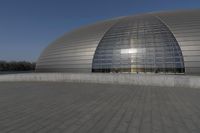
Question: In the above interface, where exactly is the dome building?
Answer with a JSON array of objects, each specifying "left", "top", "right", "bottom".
[{"left": 36, "top": 10, "right": 200, "bottom": 75}]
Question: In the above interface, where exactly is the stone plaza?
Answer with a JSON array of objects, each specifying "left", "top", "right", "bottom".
[{"left": 0, "top": 82, "right": 199, "bottom": 133}]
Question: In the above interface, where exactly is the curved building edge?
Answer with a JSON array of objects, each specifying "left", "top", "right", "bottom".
[{"left": 36, "top": 9, "right": 200, "bottom": 75}]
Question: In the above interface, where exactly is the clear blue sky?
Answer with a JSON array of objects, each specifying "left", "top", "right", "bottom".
[{"left": 0, "top": 0, "right": 200, "bottom": 62}]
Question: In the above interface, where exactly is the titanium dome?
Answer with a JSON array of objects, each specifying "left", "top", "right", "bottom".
[{"left": 36, "top": 10, "right": 200, "bottom": 75}]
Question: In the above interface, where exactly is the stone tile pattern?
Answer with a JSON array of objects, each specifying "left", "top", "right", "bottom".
[{"left": 0, "top": 82, "right": 199, "bottom": 133}]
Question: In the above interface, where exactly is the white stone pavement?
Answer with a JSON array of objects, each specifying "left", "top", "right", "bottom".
[{"left": 0, "top": 73, "right": 200, "bottom": 88}]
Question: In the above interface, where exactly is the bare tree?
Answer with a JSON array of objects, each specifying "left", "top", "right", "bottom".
[{"left": 0, "top": 61, "right": 35, "bottom": 71}]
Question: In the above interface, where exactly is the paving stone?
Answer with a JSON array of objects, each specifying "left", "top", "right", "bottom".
[{"left": 0, "top": 82, "right": 199, "bottom": 133}]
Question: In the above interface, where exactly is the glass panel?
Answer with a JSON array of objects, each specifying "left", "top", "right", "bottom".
[{"left": 92, "top": 15, "right": 185, "bottom": 74}]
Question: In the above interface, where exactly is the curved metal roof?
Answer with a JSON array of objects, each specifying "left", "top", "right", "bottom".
[{"left": 36, "top": 10, "right": 200, "bottom": 74}]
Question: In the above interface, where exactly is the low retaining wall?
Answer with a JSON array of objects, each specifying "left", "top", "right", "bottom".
[{"left": 0, "top": 73, "right": 200, "bottom": 88}]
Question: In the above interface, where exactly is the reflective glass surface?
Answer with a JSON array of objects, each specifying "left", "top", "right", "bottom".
[{"left": 92, "top": 15, "right": 185, "bottom": 73}]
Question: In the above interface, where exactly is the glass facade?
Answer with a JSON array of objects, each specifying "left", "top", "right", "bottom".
[
  {"left": 37, "top": 10, "right": 200, "bottom": 74},
  {"left": 92, "top": 15, "right": 185, "bottom": 74}
]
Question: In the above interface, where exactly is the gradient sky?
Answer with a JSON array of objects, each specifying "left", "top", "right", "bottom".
[{"left": 0, "top": 0, "right": 200, "bottom": 62}]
